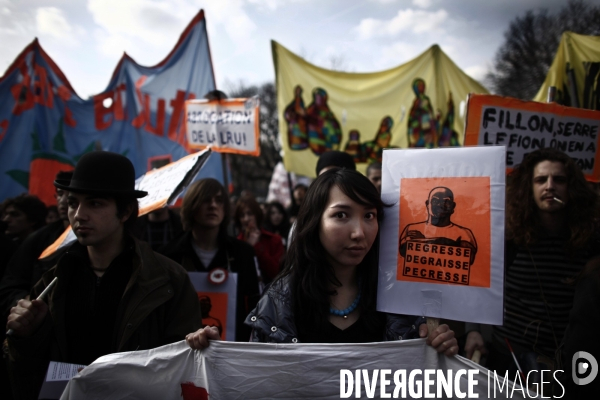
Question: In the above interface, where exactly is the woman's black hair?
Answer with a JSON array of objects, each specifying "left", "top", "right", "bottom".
[
  {"left": 263, "top": 201, "right": 290, "bottom": 238},
  {"left": 276, "top": 168, "right": 386, "bottom": 336}
]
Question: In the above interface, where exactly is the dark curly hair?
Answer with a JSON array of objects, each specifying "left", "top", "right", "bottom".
[
  {"left": 3, "top": 193, "right": 47, "bottom": 231},
  {"left": 506, "top": 148, "right": 599, "bottom": 250},
  {"left": 276, "top": 168, "right": 387, "bottom": 336}
]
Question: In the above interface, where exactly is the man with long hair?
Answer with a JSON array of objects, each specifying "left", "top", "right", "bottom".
[
  {"left": 159, "top": 178, "right": 260, "bottom": 342},
  {"left": 465, "top": 148, "right": 600, "bottom": 385}
]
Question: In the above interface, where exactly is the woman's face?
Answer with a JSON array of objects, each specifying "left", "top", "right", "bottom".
[
  {"left": 239, "top": 207, "right": 257, "bottom": 229},
  {"left": 319, "top": 185, "right": 378, "bottom": 271},
  {"left": 269, "top": 206, "right": 284, "bottom": 226}
]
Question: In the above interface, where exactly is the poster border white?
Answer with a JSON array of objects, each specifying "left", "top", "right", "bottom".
[{"left": 378, "top": 146, "right": 505, "bottom": 325}]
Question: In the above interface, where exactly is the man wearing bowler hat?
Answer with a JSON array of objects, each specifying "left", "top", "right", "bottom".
[{"left": 6, "top": 151, "right": 202, "bottom": 399}]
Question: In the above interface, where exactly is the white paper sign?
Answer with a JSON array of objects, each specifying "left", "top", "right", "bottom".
[
  {"left": 45, "top": 362, "right": 86, "bottom": 382},
  {"left": 39, "top": 362, "right": 86, "bottom": 399},
  {"left": 185, "top": 98, "right": 260, "bottom": 155},
  {"left": 378, "top": 147, "right": 505, "bottom": 324},
  {"left": 135, "top": 148, "right": 212, "bottom": 214}
]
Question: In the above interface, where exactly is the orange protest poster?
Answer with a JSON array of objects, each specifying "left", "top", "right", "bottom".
[
  {"left": 188, "top": 272, "right": 238, "bottom": 341},
  {"left": 378, "top": 146, "right": 505, "bottom": 325},
  {"left": 397, "top": 177, "right": 490, "bottom": 288},
  {"left": 198, "top": 292, "right": 228, "bottom": 340},
  {"left": 464, "top": 94, "right": 600, "bottom": 182}
]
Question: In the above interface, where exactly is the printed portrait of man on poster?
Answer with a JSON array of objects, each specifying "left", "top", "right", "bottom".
[{"left": 397, "top": 178, "right": 490, "bottom": 287}]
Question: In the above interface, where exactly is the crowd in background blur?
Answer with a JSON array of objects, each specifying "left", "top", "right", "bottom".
[{"left": 1, "top": 148, "right": 600, "bottom": 399}]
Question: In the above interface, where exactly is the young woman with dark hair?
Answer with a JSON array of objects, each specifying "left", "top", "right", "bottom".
[
  {"left": 187, "top": 168, "right": 457, "bottom": 353},
  {"left": 234, "top": 196, "right": 285, "bottom": 284},
  {"left": 262, "top": 201, "right": 290, "bottom": 247}
]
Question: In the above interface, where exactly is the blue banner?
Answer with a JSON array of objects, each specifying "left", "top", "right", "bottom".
[{"left": 0, "top": 10, "right": 223, "bottom": 205}]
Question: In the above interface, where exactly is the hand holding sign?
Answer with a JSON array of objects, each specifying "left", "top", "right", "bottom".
[{"left": 418, "top": 323, "right": 458, "bottom": 357}]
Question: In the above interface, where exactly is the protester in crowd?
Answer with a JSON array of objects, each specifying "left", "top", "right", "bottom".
[
  {"left": 159, "top": 178, "right": 260, "bottom": 341},
  {"left": 187, "top": 168, "right": 458, "bottom": 352},
  {"left": 0, "top": 199, "right": 17, "bottom": 281},
  {"left": 366, "top": 162, "right": 382, "bottom": 193},
  {"left": 2, "top": 194, "right": 47, "bottom": 243},
  {"left": 288, "top": 150, "right": 357, "bottom": 247},
  {"left": 315, "top": 150, "right": 356, "bottom": 176},
  {"left": 286, "top": 183, "right": 307, "bottom": 222},
  {"left": 234, "top": 195, "right": 284, "bottom": 284},
  {"left": 263, "top": 201, "right": 290, "bottom": 247},
  {"left": 465, "top": 148, "right": 600, "bottom": 382},
  {"left": 257, "top": 197, "right": 269, "bottom": 217},
  {"left": 0, "top": 171, "right": 73, "bottom": 322},
  {"left": 134, "top": 207, "right": 183, "bottom": 251},
  {"left": 1, "top": 173, "right": 72, "bottom": 400},
  {"left": 44, "top": 206, "right": 59, "bottom": 225},
  {"left": 5, "top": 152, "right": 201, "bottom": 399}
]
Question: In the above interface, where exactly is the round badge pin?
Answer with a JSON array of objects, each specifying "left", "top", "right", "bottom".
[{"left": 208, "top": 268, "right": 228, "bottom": 285}]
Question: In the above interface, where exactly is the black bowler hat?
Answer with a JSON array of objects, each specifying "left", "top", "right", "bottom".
[{"left": 54, "top": 151, "right": 148, "bottom": 198}]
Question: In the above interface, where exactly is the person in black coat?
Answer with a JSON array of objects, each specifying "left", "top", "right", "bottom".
[{"left": 159, "top": 178, "right": 260, "bottom": 342}]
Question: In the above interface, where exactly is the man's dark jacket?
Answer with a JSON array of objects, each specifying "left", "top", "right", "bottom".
[{"left": 7, "top": 238, "right": 202, "bottom": 400}]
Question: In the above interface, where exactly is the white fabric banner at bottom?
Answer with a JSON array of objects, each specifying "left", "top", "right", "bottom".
[{"left": 61, "top": 340, "right": 529, "bottom": 399}]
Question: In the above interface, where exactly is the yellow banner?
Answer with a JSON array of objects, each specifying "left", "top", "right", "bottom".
[
  {"left": 534, "top": 32, "right": 600, "bottom": 109},
  {"left": 273, "top": 40, "right": 489, "bottom": 177}
]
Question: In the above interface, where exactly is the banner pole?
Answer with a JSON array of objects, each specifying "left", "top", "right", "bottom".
[
  {"left": 546, "top": 86, "right": 556, "bottom": 103},
  {"left": 221, "top": 153, "right": 229, "bottom": 192}
]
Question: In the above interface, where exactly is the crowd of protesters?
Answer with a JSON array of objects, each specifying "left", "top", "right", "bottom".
[{"left": 1, "top": 146, "right": 599, "bottom": 399}]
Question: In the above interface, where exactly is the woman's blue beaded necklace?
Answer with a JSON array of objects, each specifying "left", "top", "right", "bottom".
[{"left": 329, "top": 286, "right": 361, "bottom": 319}]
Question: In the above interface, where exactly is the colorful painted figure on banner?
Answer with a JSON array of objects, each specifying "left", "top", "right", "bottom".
[
  {"left": 361, "top": 116, "right": 393, "bottom": 164},
  {"left": 437, "top": 92, "right": 460, "bottom": 147},
  {"left": 306, "top": 88, "right": 342, "bottom": 155},
  {"left": 407, "top": 78, "right": 438, "bottom": 148},
  {"left": 284, "top": 85, "right": 308, "bottom": 150},
  {"left": 343, "top": 130, "right": 363, "bottom": 163}
]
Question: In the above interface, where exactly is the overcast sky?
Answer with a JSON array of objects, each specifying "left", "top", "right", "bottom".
[{"left": 2, "top": 0, "right": 598, "bottom": 99}]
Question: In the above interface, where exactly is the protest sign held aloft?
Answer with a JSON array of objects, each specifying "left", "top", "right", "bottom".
[
  {"left": 378, "top": 147, "right": 505, "bottom": 325},
  {"left": 464, "top": 94, "right": 600, "bottom": 181},
  {"left": 398, "top": 180, "right": 487, "bottom": 287},
  {"left": 185, "top": 98, "right": 260, "bottom": 156}
]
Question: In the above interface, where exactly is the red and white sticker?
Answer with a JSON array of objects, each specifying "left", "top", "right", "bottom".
[{"left": 208, "top": 268, "right": 228, "bottom": 285}]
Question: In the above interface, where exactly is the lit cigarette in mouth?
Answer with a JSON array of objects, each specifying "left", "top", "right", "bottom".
[{"left": 553, "top": 197, "right": 564, "bottom": 204}]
